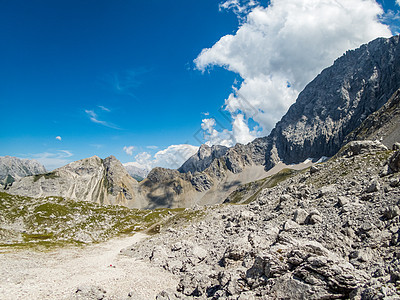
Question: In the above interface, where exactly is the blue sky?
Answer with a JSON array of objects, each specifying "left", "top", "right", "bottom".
[{"left": 1, "top": 0, "right": 400, "bottom": 170}]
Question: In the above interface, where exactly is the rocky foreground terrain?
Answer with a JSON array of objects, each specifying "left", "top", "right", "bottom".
[{"left": 118, "top": 141, "right": 400, "bottom": 299}]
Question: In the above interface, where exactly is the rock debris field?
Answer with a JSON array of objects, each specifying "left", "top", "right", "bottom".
[{"left": 1, "top": 140, "right": 400, "bottom": 299}]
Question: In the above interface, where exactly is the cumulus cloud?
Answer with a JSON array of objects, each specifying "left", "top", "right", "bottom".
[
  {"left": 123, "top": 146, "right": 135, "bottom": 156},
  {"left": 125, "top": 144, "right": 199, "bottom": 171},
  {"left": 30, "top": 150, "right": 73, "bottom": 171},
  {"left": 55, "top": 136, "right": 62, "bottom": 141},
  {"left": 195, "top": 0, "right": 392, "bottom": 145}
]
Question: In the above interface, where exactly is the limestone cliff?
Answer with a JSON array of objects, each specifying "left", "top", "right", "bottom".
[
  {"left": 0, "top": 156, "right": 46, "bottom": 187},
  {"left": 7, "top": 155, "right": 143, "bottom": 208}
]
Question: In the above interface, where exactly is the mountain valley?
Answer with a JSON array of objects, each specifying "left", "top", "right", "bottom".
[{"left": 1, "top": 35, "right": 400, "bottom": 299}]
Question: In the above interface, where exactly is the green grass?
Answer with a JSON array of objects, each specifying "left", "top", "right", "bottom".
[
  {"left": 0, "top": 191, "right": 207, "bottom": 249},
  {"left": 225, "top": 168, "right": 300, "bottom": 205},
  {"left": 33, "top": 172, "right": 59, "bottom": 182}
]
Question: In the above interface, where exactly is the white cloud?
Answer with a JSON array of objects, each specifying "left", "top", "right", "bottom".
[
  {"left": 125, "top": 144, "right": 199, "bottom": 171},
  {"left": 201, "top": 118, "right": 234, "bottom": 147},
  {"left": 29, "top": 150, "right": 73, "bottom": 171},
  {"left": 85, "top": 109, "right": 120, "bottom": 129},
  {"left": 55, "top": 136, "right": 62, "bottom": 141},
  {"left": 397, "top": 0, "right": 400, "bottom": 6},
  {"left": 123, "top": 145, "right": 135, "bottom": 156},
  {"left": 219, "top": 0, "right": 257, "bottom": 17},
  {"left": 98, "top": 105, "right": 110, "bottom": 112},
  {"left": 146, "top": 145, "right": 158, "bottom": 150},
  {"left": 195, "top": 0, "right": 391, "bottom": 145}
]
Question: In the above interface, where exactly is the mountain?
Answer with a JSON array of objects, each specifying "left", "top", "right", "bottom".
[
  {"left": 344, "top": 88, "right": 400, "bottom": 147},
  {"left": 0, "top": 156, "right": 46, "bottom": 187},
  {"left": 178, "top": 144, "right": 229, "bottom": 173},
  {"left": 7, "top": 155, "right": 145, "bottom": 208},
  {"left": 123, "top": 162, "right": 151, "bottom": 181},
  {"left": 179, "top": 35, "right": 400, "bottom": 176},
  {"left": 5, "top": 35, "right": 400, "bottom": 209},
  {"left": 265, "top": 35, "right": 400, "bottom": 168},
  {"left": 127, "top": 140, "right": 400, "bottom": 299},
  {"left": 135, "top": 34, "right": 399, "bottom": 207}
]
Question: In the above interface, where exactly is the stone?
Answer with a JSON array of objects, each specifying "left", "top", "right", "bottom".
[
  {"left": 310, "top": 165, "right": 320, "bottom": 175},
  {"left": 283, "top": 220, "right": 300, "bottom": 231},
  {"left": 339, "top": 140, "right": 388, "bottom": 158},
  {"left": 388, "top": 151, "right": 400, "bottom": 173},
  {"left": 192, "top": 246, "right": 208, "bottom": 262},
  {"left": 74, "top": 285, "right": 107, "bottom": 300},
  {"left": 338, "top": 196, "right": 350, "bottom": 207},
  {"left": 293, "top": 208, "right": 308, "bottom": 225},
  {"left": 318, "top": 185, "right": 336, "bottom": 197},
  {"left": 364, "top": 179, "right": 380, "bottom": 193},
  {"left": 383, "top": 206, "right": 400, "bottom": 220}
]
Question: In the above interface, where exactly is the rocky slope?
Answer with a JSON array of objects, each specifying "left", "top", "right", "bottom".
[
  {"left": 0, "top": 156, "right": 46, "bottom": 187},
  {"left": 5, "top": 36, "right": 400, "bottom": 210},
  {"left": 344, "top": 88, "right": 400, "bottom": 148},
  {"left": 7, "top": 155, "right": 145, "bottom": 208},
  {"left": 125, "top": 140, "right": 400, "bottom": 299},
  {"left": 266, "top": 35, "right": 400, "bottom": 168},
  {"left": 138, "top": 35, "right": 400, "bottom": 208},
  {"left": 178, "top": 145, "right": 229, "bottom": 174},
  {"left": 178, "top": 34, "right": 400, "bottom": 177}
]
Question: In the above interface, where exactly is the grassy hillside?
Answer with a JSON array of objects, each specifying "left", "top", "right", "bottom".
[{"left": 0, "top": 192, "right": 203, "bottom": 249}]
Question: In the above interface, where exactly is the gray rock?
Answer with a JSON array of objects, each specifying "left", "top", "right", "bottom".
[
  {"left": 383, "top": 206, "right": 400, "bottom": 220},
  {"left": 365, "top": 179, "right": 380, "bottom": 193},
  {"left": 338, "top": 196, "right": 350, "bottom": 207},
  {"left": 388, "top": 151, "right": 400, "bottom": 173},
  {"left": 293, "top": 208, "right": 308, "bottom": 225},
  {"left": 192, "top": 246, "right": 208, "bottom": 262},
  {"left": 310, "top": 165, "right": 320, "bottom": 174},
  {"left": 74, "top": 285, "right": 107, "bottom": 299},
  {"left": 283, "top": 220, "right": 300, "bottom": 231},
  {"left": 178, "top": 144, "right": 228, "bottom": 174},
  {"left": 339, "top": 140, "right": 388, "bottom": 158}
]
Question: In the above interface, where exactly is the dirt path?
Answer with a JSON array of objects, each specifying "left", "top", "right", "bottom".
[{"left": 0, "top": 233, "right": 178, "bottom": 299}]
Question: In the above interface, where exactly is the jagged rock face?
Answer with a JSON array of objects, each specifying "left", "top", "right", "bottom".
[
  {"left": 8, "top": 156, "right": 141, "bottom": 208},
  {"left": 267, "top": 35, "right": 400, "bottom": 167},
  {"left": 0, "top": 156, "right": 46, "bottom": 186},
  {"left": 128, "top": 142, "right": 400, "bottom": 299},
  {"left": 344, "top": 88, "right": 400, "bottom": 147},
  {"left": 176, "top": 35, "right": 400, "bottom": 177},
  {"left": 178, "top": 144, "right": 228, "bottom": 174}
]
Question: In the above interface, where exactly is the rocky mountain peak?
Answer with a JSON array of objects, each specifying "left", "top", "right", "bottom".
[
  {"left": 266, "top": 35, "right": 400, "bottom": 168},
  {"left": 0, "top": 156, "right": 46, "bottom": 187},
  {"left": 178, "top": 144, "right": 228, "bottom": 174},
  {"left": 7, "top": 155, "right": 141, "bottom": 208}
]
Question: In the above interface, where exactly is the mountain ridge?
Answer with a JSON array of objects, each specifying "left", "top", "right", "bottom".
[
  {"left": 0, "top": 156, "right": 46, "bottom": 187},
  {"left": 5, "top": 35, "right": 400, "bottom": 209}
]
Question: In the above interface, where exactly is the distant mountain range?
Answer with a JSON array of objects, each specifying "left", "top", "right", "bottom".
[
  {"left": 4, "top": 35, "right": 400, "bottom": 208},
  {"left": 0, "top": 156, "right": 46, "bottom": 187},
  {"left": 123, "top": 162, "right": 151, "bottom": 181}
]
